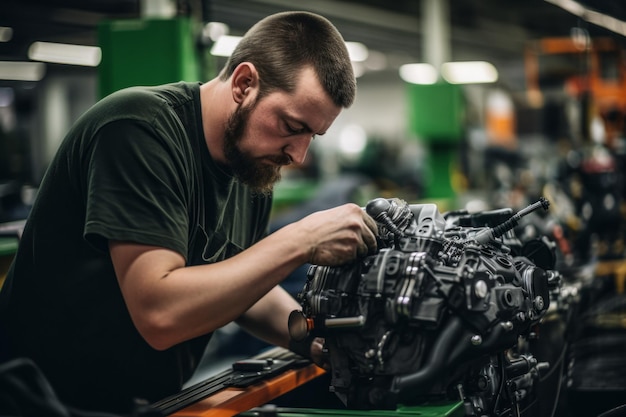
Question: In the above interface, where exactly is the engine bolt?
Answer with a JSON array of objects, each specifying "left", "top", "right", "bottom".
[
  {"left": 477, "top": 375, "right": 489, "bottom": 390},
  {"left": 533, "top": 296, "right": 545, "bottom": 310},
  {"left": 500, "top": 321, "right": 514, "bottom": 331},
  {"left": 474, "top": 280, "right": 488, "bottom": 298},
  {"left": 471, "top": 335, "right": 482, "bottom": 345}
]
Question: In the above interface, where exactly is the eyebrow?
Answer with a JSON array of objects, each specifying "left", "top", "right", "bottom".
[
  {"left": 286, "top": 115, "right": 327, "bottom": 136},
  {"left": 289, "top": 117, "right": 326, "bottom": 136}
]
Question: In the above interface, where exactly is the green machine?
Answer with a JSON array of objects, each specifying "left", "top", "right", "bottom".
[
  {"left": 406, "top": 82, "right": 464, "bottom": 203},
  {"left": 98, "top": 16, "right": 200, "bottom": 98},
  {"left": 240, "top": 403, "right": 465, "bottom": 417}
]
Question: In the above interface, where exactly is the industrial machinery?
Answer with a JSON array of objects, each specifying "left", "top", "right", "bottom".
[
  {"left": 288, "top": 197, "right": 567, "bottom": 416},
  {"left": 525, "top": 35, "right": 626, "bottom": 121}
]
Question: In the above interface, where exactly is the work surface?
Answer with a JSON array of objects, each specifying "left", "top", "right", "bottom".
[{"left": 152, "top": 347, "right": 327, "bottom": 417}]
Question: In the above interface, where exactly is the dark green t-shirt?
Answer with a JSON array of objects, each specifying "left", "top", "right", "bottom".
[{"left": 0, "top": 82, "right": 272, "bottom": 412}]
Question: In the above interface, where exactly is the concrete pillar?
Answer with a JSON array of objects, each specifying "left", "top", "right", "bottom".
[{"left": 422, "top": 0, "right": 451, "bottom": 76}]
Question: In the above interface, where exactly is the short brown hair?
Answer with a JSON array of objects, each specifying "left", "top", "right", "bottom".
[{"left": 219, "top": 11, "right": 356, "bottom": 108}]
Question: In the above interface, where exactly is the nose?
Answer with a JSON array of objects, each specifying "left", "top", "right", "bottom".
[{"left": 284, "top": 135, "right": 313, "bottom": 165}]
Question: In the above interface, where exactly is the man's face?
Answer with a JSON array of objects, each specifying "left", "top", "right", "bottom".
[
  {"left": 223, "top": 98, "right": 286, "bottom": 194},
  {"left": 223, "top": 66, "right": 342, "bottom": 194}
]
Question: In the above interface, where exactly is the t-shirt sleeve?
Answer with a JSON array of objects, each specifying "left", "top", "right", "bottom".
[{"left": 83, "top": 119, "right": 190, "bottom": 257}]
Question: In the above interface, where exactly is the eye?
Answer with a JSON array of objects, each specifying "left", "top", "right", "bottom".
[
  {"left": 285, "top": 123, "right": 299, "bottom": 134},
  {"left": 285, "top": 122, "right": 305, "bottom": 135}
]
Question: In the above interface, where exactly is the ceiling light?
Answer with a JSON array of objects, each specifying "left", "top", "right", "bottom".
[
  {"left": 0, "top": 27, "right": 13, "bottom": 43},
  {"left": 338, "top": 123, "right": 367, "bottom": 162},
  {"left": 399, "top": 63, "right": 438, "bottom": 85},
  {"left": 352, "top": 62, "right": 365, "bottom": 78},
  {"left": 546, "top": 0, "right": 626, "bottom": 37},
  {"left": 441, "top": 61, "right": 498, "bottom": 84},
  {"left": 210, "top": 36, "right": 371, "bottom": 65},
  {"left": 364, "top": 50, "right": 387, "bottom": 72},
  {"left": 0, "top": 61, "right": 46, "bottom": 81},
  {"left": 345, "top": 42, "right": 369, "bottom": 62},
  {"left": 28, "top": 41, "right": 102, "bottom": 67},
  {"left": 210, "top": 35, "right": 242, "bottom": 57},
  {"left": 203, "top": 22, "right": 229, "bottom": 42}
]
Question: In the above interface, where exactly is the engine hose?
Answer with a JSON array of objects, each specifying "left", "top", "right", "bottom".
[{"left": 390, "top": 316, "right": 470, "bottom": 401}]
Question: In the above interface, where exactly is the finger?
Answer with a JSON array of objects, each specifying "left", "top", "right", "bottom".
[
  {"left": 357, "top": 243, "right": 368, "bottom": 258},
  {"left": 362, "top": 211, "right": 378, "bottom": 235},
  {"left": 361, "top": 213, "right": 378, "bottom": 254}
]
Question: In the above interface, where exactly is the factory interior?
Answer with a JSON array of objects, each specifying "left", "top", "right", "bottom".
[{"left": 2, "top": 0, "right": 626, "bottom": 416}]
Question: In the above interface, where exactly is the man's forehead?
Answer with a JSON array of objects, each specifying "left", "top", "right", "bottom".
[{"left": 285, "top": 88, "right": 341, "bottom": 129}]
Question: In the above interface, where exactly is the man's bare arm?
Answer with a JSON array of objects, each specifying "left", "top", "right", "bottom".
[{"left": 109, "top": 203, "right": 377, "bottom": 350}]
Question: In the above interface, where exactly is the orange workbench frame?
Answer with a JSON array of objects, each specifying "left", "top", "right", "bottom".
[{"left": 170, "top": 363, "right": 326, "bottom": 417}]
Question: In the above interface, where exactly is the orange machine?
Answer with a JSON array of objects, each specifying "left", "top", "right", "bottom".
[
  {"left": 525, "top": 36, "right": 626, "bottom": 114},
  {"left": 526, "top": 35, "right": 626, "bottom": 148}
]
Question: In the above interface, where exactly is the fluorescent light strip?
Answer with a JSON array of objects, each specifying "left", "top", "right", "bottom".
[
  {"left": 0, "top": 61, "right": 46, "bottom": 81},
  {"left": 210, "top": 35, "right": 242, "bottom": 57},
  {"left": 399, "top": 63, "right": 438, "bottom": 85},
  {"left": 400, "top": 61, "right": 498, "bottom": 85},
  {"left": 545, "top": 0, "right": 626, "bottom": 37},
  {"left": 441, "top": 61, "right": 498, "bottom": 84},
  {"left": 28, "top": 41, "right": 102, "bottom": 67},
  {"left": 345, "top": 42, "right": 369, "bottom": 62},
  {"left": 210, "top": 35, "right": 370, "bottom": 63}
]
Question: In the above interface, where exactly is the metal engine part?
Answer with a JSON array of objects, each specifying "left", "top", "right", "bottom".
[{"left": 290, "top": 197, "right": 559, "bottom": 415}]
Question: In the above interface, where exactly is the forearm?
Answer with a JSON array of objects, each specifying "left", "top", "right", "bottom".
[
  {"left": 113, "top": 225, "right": 310, "bottom": 350},
  {"left": 236, "top": 285, "right": 301, "bottom": 349},
  {"left": 111, "top": 203, "right": 377, "bottom": 351}
]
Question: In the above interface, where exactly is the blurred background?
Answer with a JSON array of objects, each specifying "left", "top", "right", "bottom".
[
  {"left": 1, "top": 0, "right": 626, "bottom": 220},
  {"left": 3, "top": 0, "right": 626, "bottom": 272},
  {"left": 2, "top": 1, "right": 626, "bottom": 415}
]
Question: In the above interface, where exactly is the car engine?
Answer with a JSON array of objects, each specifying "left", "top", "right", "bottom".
[{"left": 289, "top": 197, "right": 562, "bottom": 416}]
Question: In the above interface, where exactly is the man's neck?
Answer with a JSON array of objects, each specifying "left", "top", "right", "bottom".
[{"left": 199, "top": 79, "right": 231, "bottom": 164}]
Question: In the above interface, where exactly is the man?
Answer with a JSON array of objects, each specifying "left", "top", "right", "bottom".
[{"left": 0, "top": 11, "right": 378, "bottom": 414}]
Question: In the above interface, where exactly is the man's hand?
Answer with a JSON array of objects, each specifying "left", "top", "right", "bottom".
[
  {"left": 295, "top": 203, "right": 378, "bottom": 266},
  {"left": 310, "top": 337, "right": 330, "bottom": 370}
]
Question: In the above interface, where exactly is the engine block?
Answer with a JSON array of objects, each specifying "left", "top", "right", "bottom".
[{"left": 289, "top": 198, "right": 559, "bottom": 414}]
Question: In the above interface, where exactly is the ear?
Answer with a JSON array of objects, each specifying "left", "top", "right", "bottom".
[{"left": 231, "top": 62, "right": 259, "bottom": 104}]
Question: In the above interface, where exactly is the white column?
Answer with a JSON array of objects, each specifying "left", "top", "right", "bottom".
[{"left": 422, "top": 0, "right": 451, "bottom": 77}]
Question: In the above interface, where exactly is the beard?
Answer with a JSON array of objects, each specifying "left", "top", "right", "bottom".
[{"left": 223, "top": 100, "right": 290, "bottom": 194}]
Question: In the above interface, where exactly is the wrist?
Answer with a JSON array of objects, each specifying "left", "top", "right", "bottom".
[{"left": 288, "top": 333, "right": 316, "bottom": 358}]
